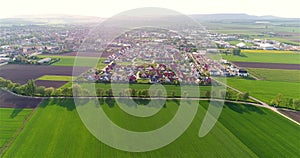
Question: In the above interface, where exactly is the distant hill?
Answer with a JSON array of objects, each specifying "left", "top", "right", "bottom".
[
  {"left": 0, "top": 14, "right": 104, "bottom": 25},
  {"left": 0, "top": 13, "right": 298, "bottom": 25},
  {"left": 190, "top": 13, "right": 300, "bottom": 22}
]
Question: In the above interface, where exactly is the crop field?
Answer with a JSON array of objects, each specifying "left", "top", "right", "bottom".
[
  {"left": 42, "top": 52, "right": 111, "bottom": 57},
  {"left": 222, "top": 52, "right": 300, "bottom": 64},
  {"left": 226, "top": 78, "right": 300, "bottom": 109},
  {"left": 37, "top": 75, "right": 74, "bottom": 81},
  {"left": 233, "top": 62, "right": 300, "bottom": 70},
  {"left": 38, "top": 55, "right": 100, "bottom": 67},
  {"left": 3, "top": 98, "right": 300, "bottom": 157},
  {"left": 247, "top": 68, "right": 300, "bottom": 82},
  {"left": 0, "top": 90, "right": 42, "bottom": 108},
  {"left": 0, "top": 108, "right": 32, "bottom": 153},
  {"left": 0, "top": 64, "right": 88, "bottom": 85},
  {"left": 38, "top": 55, "right": 106, "bottom": 68}
]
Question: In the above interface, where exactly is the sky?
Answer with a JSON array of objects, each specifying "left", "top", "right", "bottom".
[{"left": 1, "top": 0, "right": 299, "bottom": 18}]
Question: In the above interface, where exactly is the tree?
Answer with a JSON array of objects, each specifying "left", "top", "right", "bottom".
[
  {"left": 242, "top": 92, "right": 249, "bottom": 101},
  {"left": 205, "top": 91, "right": 211, "bottom": 98},
  {"left": 45, "top": 87, "right": 54, "bottom": 97},
  {"left": 73, "top": 84, "right": 82, "bottom": 97},
  {"left": 24, "top": 80, "right": 36, "bottom": 96},
  {"left": 232, "top": 48, "right": 241, "bottom": 56},
  {"left": 36, "top": 86, "right": 45, "bottom": 96},
  {"left": 96, "top": 88, "right": 104, "bottom": 97},
  {"left": 220, "top": 90, "right": 226, "bottom": 98},
  {"left": 156, "top": 89, "right": 162, "bottom": 97},
  {"left": 171, "top": 91, "right": 176, "bottom": 98},
  {"left": 131, "top": 89, "right": 137, "bottom": 97},
  {"left": 293, "top": 99, "right": 300, "bottom": 110},
  {"left": 273, "top": 93, "right": 283, "bottom": 106},
  {"left": 106, "top": 88, "right": 113, "bottom": 97}
]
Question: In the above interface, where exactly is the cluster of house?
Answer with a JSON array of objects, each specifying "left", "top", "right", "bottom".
[
  {"left": 0, "top": 25, "right": 90, "bottom": 57},
  {"left": 84, "top": 29, "right": 213, "bottom": 85}
]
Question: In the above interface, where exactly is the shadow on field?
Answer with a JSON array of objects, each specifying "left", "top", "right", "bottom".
[
  {"left": 10, "top": 108, "right": 23, "bottom": 118},
  {"left": 226, "top": 103, "right": 266, "bottom": 115},
  {"left": 105, "top": 98, "right": 116, "bottom": 108},
  {"left": 40, "top": 98, "right": 76, "bottom": 111}
]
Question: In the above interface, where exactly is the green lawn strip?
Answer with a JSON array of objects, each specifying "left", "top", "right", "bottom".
[
  {"left": 247, "top": 68, "right": 300, "bottom": 82},
  {"left": 222, "top": 52, "right": 300, "bottom": 64},
  {"left": 226, "top": 78, "right": 300, "bottom": 109},
  {"left": 0, "top": 108, "right": 32, "bottom": 151},
  {"left": 36, "top": 75, "right": 74, "bottom": 82},
  {"left": 38, "top": 55, "right": 105, "bottom": 67}
]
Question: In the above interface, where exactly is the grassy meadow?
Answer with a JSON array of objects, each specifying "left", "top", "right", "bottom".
[
  {"left": 3, "top": 99, "right": 300, "bottom": 157},
  {"left": 247, "top": 68, "right": 300, "bottom": 82},
  {"left": 222, "top": 51, "right": 300, "bottom": 64},
  {"left": 226, "top": 78, "right": 300, "bottom": 109}
]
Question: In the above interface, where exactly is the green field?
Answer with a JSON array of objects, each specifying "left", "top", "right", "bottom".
[
  {"left": 0, "top": 108, "right": 32, "bottom": 152},
  {"left": 3, "top": 99, "right": 300, "bottom": 157},
  {"left": 247, "top": 68, "right": 300, "bottom": 82},
  {"left": 37, "top": 75, "right": 74, "bottom": 81},
  {"left": 226, "top": 78, "right": 300, "bottom": 109},
  {"left": 222, "top": 52, "right": 300, "bottom": 64},
  {"left": 38, "top": 55, "right": 106, "bottom": 67}
]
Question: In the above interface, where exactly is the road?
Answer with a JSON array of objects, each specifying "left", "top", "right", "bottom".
[{"left": 2, "top": 88, "right": 300, "bottom": 126}]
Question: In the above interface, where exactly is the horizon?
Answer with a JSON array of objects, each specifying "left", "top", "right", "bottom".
[{"left": 1, "top": 0, "right": 299, "bottom": 19}]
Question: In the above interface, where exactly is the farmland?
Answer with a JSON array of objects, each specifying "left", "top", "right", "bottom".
[
  {"left": 0, "top": 90, "right": 42, "bottom": 108},
  {"left": 0, "top": 64, "right": 88, "bottom": 85},
  {"left": 38, "top": 55, "right": 106, "bottom": 68},
  {"left": 233, "top": 62, "right": 300, "bottom": 70},
  {"left": 226, "top": 78, "right": 300, "bottom": 110},
  {"left": 37, "top": 75, "right": 74, "bottom": 81},
  {"left": 37, "top": 55, "right": 100, "bottom": 67},
  {"left": 247, "top": 68, "right": 300, "bottom": 82},
  {"left": 222, "top": 52, "right": 300, "bottom": 64},
  {"left": 0, "top": 108, "right": 33, "bottom": 153},
  {"left": 3, "top": 99, "right": 300, "bottom": 157}
]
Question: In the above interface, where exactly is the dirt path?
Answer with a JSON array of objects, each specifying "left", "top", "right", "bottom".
[{"left": 215, "top": 80, "right": 300, "bottom": 126}]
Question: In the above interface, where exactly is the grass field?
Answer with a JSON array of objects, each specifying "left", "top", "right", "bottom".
[
  {"left": 37, "top": 75, "right": 74, "bottom": 81},
  {"left": 222, "top": 52, "right": 300, "bottom": 64},
  {"left": 0, "top": 108, "right": 32, "bottom": 152},
  {"left": 226, "top": 78, "right": 300, "bottom": 109},
  {"left": 38, "top": 55, "right": 106, "bottom": 67},
  {"left": 247, "top": 68, "right": 300, "bottom": 82},
  {"left": 3, "top": 99, "right": 300, "bottom": 157}
]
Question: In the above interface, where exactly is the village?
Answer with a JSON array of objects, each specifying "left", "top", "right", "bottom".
[{"left": 83, "top": 28, "right": 249, "bottom": 85}]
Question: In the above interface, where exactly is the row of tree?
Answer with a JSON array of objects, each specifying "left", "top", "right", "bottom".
[{"left": 271, "top": 93, "right": 300, "bottom": 110}]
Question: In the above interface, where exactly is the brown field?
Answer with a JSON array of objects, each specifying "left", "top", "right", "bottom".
[
  {"left": 233, "top": 62, "right": 300, "bottom": 70},
  {"left": 35, "top": 80, "right": 68, "bottom": 88},
  {"left": 0, "top": 90, "right": 42, "bottom": 108},
  {"left": 279, "top": 109, "right": 300, "bottom": 123},
  {"left": 42, "top": 52, "right": 112, "bottom": 57},
  {"left": 0, "top": 64, "right": 88, "bottom": 85}
]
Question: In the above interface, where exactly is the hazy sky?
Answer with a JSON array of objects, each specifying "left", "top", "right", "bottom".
[{"left": 1, "top": 0, "right": 299, "bottom": 18}]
